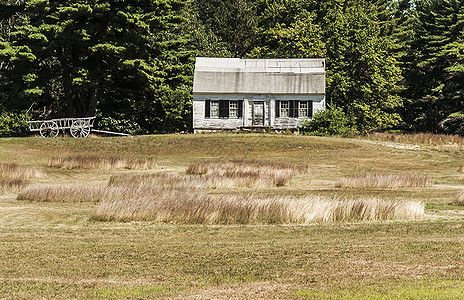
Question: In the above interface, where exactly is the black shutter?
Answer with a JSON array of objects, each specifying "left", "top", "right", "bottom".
[
  {"left": 289, "top": 100, "right": 294, "bottom": 117},
  {"left": 308, "top": 101, "right": 313, "bottom": 118},
  {"left": 238, "top": 100, "right": 243, "bottom": 118},
  {"left": 205, "top": 100, "right": 210, "bottom": 118},
  {"left": 219, "top": 100, "right": 229, "bottom": 118},
  {"left": 275, "top": 100, "right": 280, "bottom": 118},
  {"left": 294, "top": 101, "right": 299, "bottom": 118}
]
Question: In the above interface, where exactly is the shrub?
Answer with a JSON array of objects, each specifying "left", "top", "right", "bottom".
[
  {"left": 0, "top": 111, "right": 29, "bottom": 135},
  {"left": 301, "top": 106, "right": 356, "bottom": 136}
]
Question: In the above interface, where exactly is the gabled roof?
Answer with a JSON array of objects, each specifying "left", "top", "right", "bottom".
[{"left": 193, "top": 57, "right": 325, "bottom": 95}]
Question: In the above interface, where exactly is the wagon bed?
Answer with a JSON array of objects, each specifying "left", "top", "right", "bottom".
[{"left": 27, "top": 117, "right": 96, "bottom": 138}]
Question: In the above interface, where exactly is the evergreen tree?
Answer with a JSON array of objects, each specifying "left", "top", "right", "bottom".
[
  {"left": 403, "top": 0, "right": 464, "bottom": 132},
  {"left": 0, "top": 0, "right": 193, "bottom": 133},
  {"left": 248, "top": 0, "right": 325, "bottom": 58},
  {"left": 192, "top": 0, "right": 258, "bottom": 57}
]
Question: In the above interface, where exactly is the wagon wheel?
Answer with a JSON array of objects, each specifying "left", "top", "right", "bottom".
[
  {"left": 70, "top": 119, "right": 90, "bottom": 138},
  {"left": 39, "top": 121, "right": 59, "bottom": 138}
]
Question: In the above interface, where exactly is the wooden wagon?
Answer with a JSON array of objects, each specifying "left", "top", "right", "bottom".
[{"left": 27, "top": 116, "right": 96, "bottom": 138}]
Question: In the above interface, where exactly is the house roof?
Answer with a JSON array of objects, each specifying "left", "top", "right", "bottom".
[{"left": 193, "top": 57, "right": 325, "bottom": 95}]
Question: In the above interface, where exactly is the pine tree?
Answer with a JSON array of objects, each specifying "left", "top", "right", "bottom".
[
  {"left": 191, "top": 0, "right": 258, "bottom": 57},
  {"left": 0, "top": 0, "right": 193, "bottom": 133},
  {"left": 248, "top": 0, "right": 325, "bottom": 58},
  {"left": 403, "top": 0, "right": 464, "bottom": 132}
]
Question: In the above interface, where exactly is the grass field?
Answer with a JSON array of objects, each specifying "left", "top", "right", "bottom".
[{"left": 1, "top": 134, "right": 464, "bottom": 299}]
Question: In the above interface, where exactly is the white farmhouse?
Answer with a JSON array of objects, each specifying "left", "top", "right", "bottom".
[{"left": 192, "top": 57, "right": 325, "bottom": 133}]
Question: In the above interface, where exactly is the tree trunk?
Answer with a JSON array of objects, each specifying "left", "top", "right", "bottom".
[
  {"left": 86, "top": 86, "right": 98, "bottom": 117},
  {"left": 58, "top": 46, "right": 74, "bottom": 117}
]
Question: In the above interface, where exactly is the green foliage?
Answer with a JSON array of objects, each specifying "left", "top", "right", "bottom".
[
  {"left": 0, "top": 111, "right": 29, "bottom": 135},
  {"left": 249, "top": 0, "right": 325, "bottom": 58},
  {"left": 320, "top": 0, "right": 403, "bottom": 132},
  {"left": 0, "top": 0, "right": 463, "bottom": 134},
  {"left": 96, "top": 114, "right": 144, "bottom": 135},
  {"left": 1, "top": 0, "right": 193, "bottom": 133},
  {"left": 301, "top": 106, "right": 356, "bottom": 136},
  {"left": 191, "top": 0, "right": 258, "bottom": 57},
  {"left": 400, "top": 0, "right": 464, "bottom": 132},
  {"left": 439, "top": 112, "right": 464, "bottom": 136}
]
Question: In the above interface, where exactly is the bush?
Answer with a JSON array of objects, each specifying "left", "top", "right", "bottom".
[
  {"left": 301, "top": 106, "right": 356, "bottom": 136},
  {"left": 96, "top": 114, "right": 145, "bottom": 135},
  {"left": 0, "top": 111, "right": 29, "bottom": 135}
]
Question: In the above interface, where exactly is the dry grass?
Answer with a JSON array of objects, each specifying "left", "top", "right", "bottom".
[
  {"left": 337, "top": 173, "right": 433, "bottom": 189},
  {"left": 368, "top": 132, "right": 464, "bottom": 149},
  {"left": 92, "top": 173, "right": 424, "bottom": 224},
  {"left": 48, "top": 155, "right": 158, "bottom": 170},
  {"left": 17, "top": 170, "right": 425, "bottom": 223},
  {"left": 0, "top": 163, "right": 42, "bottom": 193},
  {"left": 3, "top": 134, "right": 464, "bottom": 299},
  {"left": 186, "top": 160, "right": 308, "bottom": 188},
  {"left": 93, "top": 193, "right": 424, "bottom": 224},
  {"left": 108, "top": 173, "right": 208, "bottom": 189},
  {"left": 17, "top": 185, "right": 128, "bottom": 203},
  {"left": 452, "top": 190, "right": 464, "bottom": 206}
]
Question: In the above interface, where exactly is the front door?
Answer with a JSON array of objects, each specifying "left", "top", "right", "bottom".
[{"left": 252, "top": 102, "right": 264, "bottom": 126}]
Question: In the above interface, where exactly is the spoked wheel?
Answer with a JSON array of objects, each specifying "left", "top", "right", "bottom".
[
  {"left": 39, "top": 121, "right": 59, "bottom": 138},
  {"left": 70, "top": 119, "right": 90, "bottom": 138}
]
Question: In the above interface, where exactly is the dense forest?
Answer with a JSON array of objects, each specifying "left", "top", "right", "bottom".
[{"left": 0, "top": 0, "right": 463, "bottom": 135}]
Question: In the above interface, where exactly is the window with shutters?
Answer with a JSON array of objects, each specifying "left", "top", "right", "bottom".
[
  {"left": 229, "top": 101, "right": 238, "bottom": 118},
  {"left": 210, "top": 101, "right": 219, "bottom": 118},
  {"left": 205, "top": 100, "right": 243, "bottom": 118},
  {"left": 280, "top": 101, "right": 289, "bottom": 117},
  {"left": 299, "top": 101, "right": 308, "bottom": 117}
]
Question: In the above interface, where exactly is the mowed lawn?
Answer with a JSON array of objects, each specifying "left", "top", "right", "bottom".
[{"left": 0, "top": 134, "right": 463, "bottom": 299}]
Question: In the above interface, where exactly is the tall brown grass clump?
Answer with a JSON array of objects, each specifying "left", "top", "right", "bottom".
[
  {"left": 17, "top": 173, "right": 206, "bottom": 204},
  {"left": 108, "top": 173, "right": 208, "bottom": 189},
  {"left": 17, "top": 185, "right": 132, "bottom": 203},
  {"left": 452, "top": 190, "right": 464, "bottom": 206},
  {"left": 0, "top": 163, "right": 42, "bottom": 193},
  {"left": 337, "top": 173, "right": 433, "bottom": 189},
  {"left": 186, "top": 160, "right": 309, "bottom": 188},
  {"left": 92, "top": 192, "right": 424, "bottom": 224},
  {"left": 90, "top": 172, "right": 424, "bottom": 224},
  {"left": 48, "top": 155, "right": 158, "bottom": 170},
  {"left": 368, "top": 132, "right": 464, "bottom": 149}
]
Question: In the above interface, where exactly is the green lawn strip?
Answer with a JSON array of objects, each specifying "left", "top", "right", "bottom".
[{"left": 295, "top": 279, "right": 464, "bottom": 299}]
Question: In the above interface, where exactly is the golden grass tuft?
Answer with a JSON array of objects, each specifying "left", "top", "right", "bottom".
[
  {"left": 452, "top": 190, "right": 464, "bottom": 206},
  {"left": 48, "top": 155, "right": 158, "bottom": 170},
  {"left": 108, "top": 173, "right": 208, "bottom": 189},
  {"left": 0, "top": 163, "right": 42, "bottom": 193},
  {"left": 186, "top": 160, "right": 308, "bottom": 188},
  {"left": 368, "top": 132, "right": 464, "bottom": 149},
  {"left": 91, "top": 173, "right": 424, "bottom": 224},
  {"left": 92, "top": 193, "right": 424, "bottom": 224},
  {"left": 337, "top": 173, "right": 433, "bottom": 189},
  {"left": 17, "top": 185, "right": 129, "bottom": 203}
]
